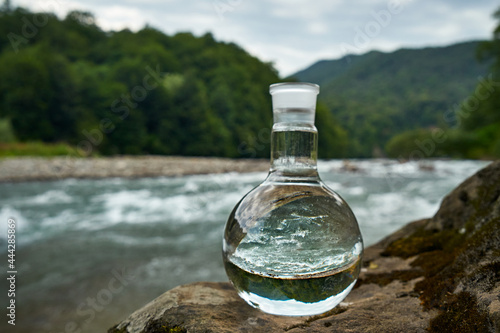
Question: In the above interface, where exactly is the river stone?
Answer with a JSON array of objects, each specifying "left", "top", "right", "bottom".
[{"left": 109, "top": 160, "right": 500, "bottom": 333}]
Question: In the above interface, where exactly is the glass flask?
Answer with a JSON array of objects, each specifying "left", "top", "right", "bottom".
[{"left": 222, "top": 82, "right": 363, "bottom": 316}]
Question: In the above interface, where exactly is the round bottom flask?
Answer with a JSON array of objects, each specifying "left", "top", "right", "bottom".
[{"left": 222, "top": 83, "right": 363, "bottom": 316}]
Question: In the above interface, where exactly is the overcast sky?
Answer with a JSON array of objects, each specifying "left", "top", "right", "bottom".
[{"left": 15, "top": 0, "right": 500, "bottom": 76}]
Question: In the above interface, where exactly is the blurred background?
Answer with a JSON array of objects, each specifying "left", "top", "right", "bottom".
[
  {"left": 0, "top": 0, "right": 499, "bottom": 332},
  {"left": 0, "top": 0, "right": 499, "bottom": 158}
]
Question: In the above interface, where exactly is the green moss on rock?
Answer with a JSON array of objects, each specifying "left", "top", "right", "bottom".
[
  {"left": 144, "top": 320, "right": 187, "bottom": 333},
  {"left": 429, "top": 292, "right": 493, "bottom": 333},
  {"left": 381, "top": 227, "right": 466, "bottom": 259},
  {"left": 378, "top": 161, "right": 500, "bottom": 332}
]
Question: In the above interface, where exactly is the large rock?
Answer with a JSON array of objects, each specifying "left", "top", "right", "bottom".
[{"left": 109, "top": 161, "right": 500, "bottom": 333}]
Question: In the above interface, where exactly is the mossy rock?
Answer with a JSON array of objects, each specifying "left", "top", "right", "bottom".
[{"left": 378, "top": 160, "right": 500, "bottom": 332}]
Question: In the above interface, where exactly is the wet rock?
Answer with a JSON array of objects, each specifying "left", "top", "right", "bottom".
[
  {"left": 109, "top": 160, "right": 500, "bottom": 333},
  {"left": 339, "top": 160, "right": 363, "bottom": 173}
]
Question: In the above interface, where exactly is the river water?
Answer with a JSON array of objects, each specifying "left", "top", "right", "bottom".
[{"left": 0, "top": 159, "right": 490, "bottom": 332}]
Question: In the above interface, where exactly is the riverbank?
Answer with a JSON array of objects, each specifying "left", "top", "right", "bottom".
[{"left": 0, "top": 156, "right": 270, "bottom": 182}]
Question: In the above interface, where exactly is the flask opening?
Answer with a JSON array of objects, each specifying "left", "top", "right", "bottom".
[{"left": 270, "top": 82, "right": 319, "bottom": 111}]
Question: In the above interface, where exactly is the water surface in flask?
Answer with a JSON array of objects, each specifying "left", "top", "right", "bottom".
[{"left": 223, "top": 191, "right": 363, "bottom": 316}]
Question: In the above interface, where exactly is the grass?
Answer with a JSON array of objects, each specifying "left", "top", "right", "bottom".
[{"left": 0, "top": 141, "right": 78, "bottom": 157}]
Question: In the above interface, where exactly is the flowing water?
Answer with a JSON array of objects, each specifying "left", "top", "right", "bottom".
[{"left": 0, "top": 159, "right": 490, "bottom": 332}]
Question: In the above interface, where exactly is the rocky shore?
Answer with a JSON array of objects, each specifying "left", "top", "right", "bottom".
[
  {"left": 109, "top": 160, "right": 500, "bottom": 333},
  {"left": 0, "top": 156, "right": 269, "bottom": 182}
]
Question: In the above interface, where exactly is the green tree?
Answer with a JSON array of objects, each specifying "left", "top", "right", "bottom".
[
  {"left": 456, "top": 7, "right": 500, "bottom": 158},
  {"left": 316, "top": 103, "right": 348, "bottom": 158},
  {"left": 0, "top": 118, "right": 16, "bottom": 142},
  {"left": 0, "top": 45, "right": 78, "bottom": 142}
]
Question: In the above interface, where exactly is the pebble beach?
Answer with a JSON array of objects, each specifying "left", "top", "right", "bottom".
[{"left": 0, "top": 156, "right": 270, "bottom": 182}]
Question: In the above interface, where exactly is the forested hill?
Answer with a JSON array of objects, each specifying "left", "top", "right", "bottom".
[
  {"left": 293, "top": 41, "right": 492, "bottom": 157},
  {"left": 1, "top": 6, "right": 498, "bottom": 159},
  {"left": 0, "top": 7, "right": 349, "bottom": 158}
]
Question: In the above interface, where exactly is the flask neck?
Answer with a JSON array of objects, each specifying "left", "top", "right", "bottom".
[
  {"left": 267, "top": 83, "right": 320, "bottom": 181},
  {"left": 269, "top": 121, "right": 319, "bottom": 180}
]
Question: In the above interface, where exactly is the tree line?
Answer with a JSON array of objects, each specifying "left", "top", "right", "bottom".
[
  {"left": 0, "top": 6, "right": 348, "bottom": 158},
  {"left": 3, "top": 4, "right": 497, "bottom": 160}
]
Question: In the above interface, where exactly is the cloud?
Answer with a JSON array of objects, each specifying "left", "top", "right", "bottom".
[
  {"left": 13, "top": 0, "right": 500, "bottom": 76},
  {"left": 95, "top": 5, "right": 147, "bottom": 31}
]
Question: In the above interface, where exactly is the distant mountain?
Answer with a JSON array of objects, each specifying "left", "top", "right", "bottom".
[{"left": 292, "top": 41, "right": 492, "bottom": 157}]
